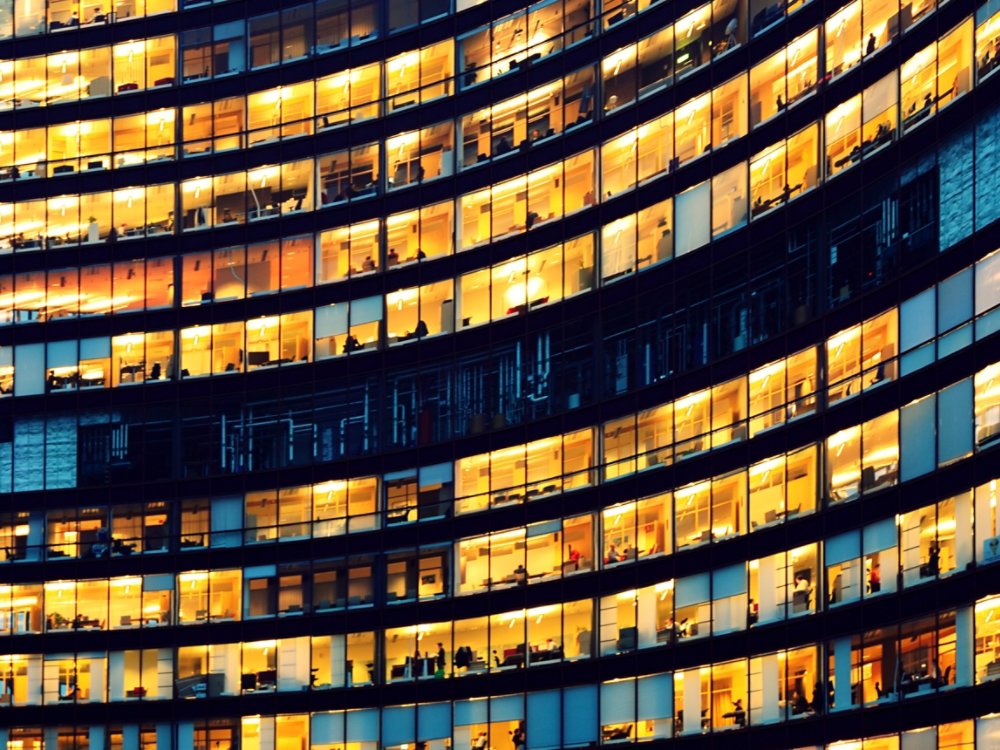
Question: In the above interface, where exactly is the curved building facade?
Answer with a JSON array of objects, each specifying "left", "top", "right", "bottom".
[{"left": 3, "top": 0, "right": 1000, "bottom": 748}]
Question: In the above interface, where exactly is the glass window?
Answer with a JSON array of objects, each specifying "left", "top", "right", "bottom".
[
  {"left": 675, "top": 390, "right": 710, "bottom": 456},
  {"left": 827, "top": 325, "right": 863, "bottom": 402},
  {"left": 861, "top": 410, "right": 899, "bottom": 494},
  {"left": 675, "top": 481, "right": 711, "bottom": 549},
  {"left": 712, "top": 76, "right": 748, "bottom": 147},
  {"left": 750, "top": 30, "right": 819, "bottom": 127},
  {"left": 826, "top": 531, "right": 862, "bottom": 607},
  {"left": 977, "top": 0, "right": 1000, "bottom": 81},
  {"left": 827, "top": 1, "right": 862, "bottom": 76},
  {"left": 861, "top": 520, "right": 898, "bottom": 601},
  {"left": 975, "top": 595, "right": 1000, "bottom": 682},
  {"left": 828, "top": 425, "right": 861, "bottom": 503},
  {"left": 675, "top": 4, "right": 711, "bottom": 76},
  {"left": 861, "top": 310, "right": 898, "bottom": 392},
  {"left": 674, "top": 94, "right": 710, "bottom": 167},
  {"left": 975, "top": 362, "right": 1000, "bottom": 446},
  {"left": 180, "top": 499, "right": 209, "bottom": 547},
  {"left": 711, "top": 161, "right": 747, "bottom": 237},
  {"left": 826, "top": 95, "right": 862, "bottom": 177}
]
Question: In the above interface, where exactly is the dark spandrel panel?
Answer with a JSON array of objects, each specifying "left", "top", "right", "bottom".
[
  {"left": 898, "top": 153, "right": 938, "bottom": 265},
  {"left": 976, "top": 100, "right": 1000, "bottom": 233},
  {"left": 941, "top": 126, "right": 970, "bottom": 249}
]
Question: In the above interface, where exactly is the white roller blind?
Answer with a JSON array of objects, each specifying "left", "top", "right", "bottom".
[
  {"left": 979, "top": 715, "right": 1000, "bottom": 748},
  {"left": 350, "top": 296, "right": 383, "bottom": 325},
  {"left": 215, "top": 19, "right": 244, "bottom": 37},
  {"left": 943, "top": 267, "right": 974, "bottom": 328},
  {"left": 418, "top": 702, "right": 451, "bottom": 740},
  {"left": 311, "top": 712, "right": 344, "bottom": 744},
  {"left": 825, "top": 531, "right": 860, "bottom": 565},
  {"left": 382, "top": 705, "right": 415, "bottom": 746},
  {"left": 315, "top": 304, "right": 348, "bottom": 337},
  {"left": 490, "top": 694, "right": 523, "bottom": 722},
  {"left": 143, "top": 574, "right": 174, "bottom": 592},
  {"left": 675, "top": 572, "right": 710, "bottom": 607},
  {"left": 384, "top": 469, "right": 416, "bottom": 483},
  {"left": 80, "top": 337, "right": 111, "bottom": 360},
  {"left": 901, "top": 728, "right": 937, "bottom": 750},
  {"left": 244, "top": 565, "right": 276, "bottom": 579},
  {"left": 863, "top": 518, "right": 897, "bottom": 553},
  {"left": 563, "top": 685, "right": 597, "bottom": 746},
  {"left": 979, "top": 0, "right": 1000, "bottom": 23},
  {"left": 455, "top": 698, "right": 488, "bottom": 726},
  {"left": 901, "top": 394, "right": 935, "bottom": 481},
  {"left": 900, "top": 289, "right": 935, "bottom": 352},
  {"left": 346, "top": 709, "right": 378, "bottom": 741},
  {"left": 712, "top": 564, "right": 747, "bottom": 599},
  {"left": 14, "top": 343, "right": 45, "bottom": 396},
  {"left": 526, "top": 690, "right": 561, "bottom": 748},
  {"left": 47, "top": 340, "right": 77, "bottom": 368},
  {"left": 938, "top": 378, "right": 973, "bottom": 464},
  {"left": 211, "top": 497, "right": 242, "bottom": 531},
  {"left": 675, "top": 181, "right": 711, "bottom": 256},
  {"left": 637, "top": 672, "right": 672, "bottom": 719},
  {"left": 600, "top": 679, "right": 635, "bottom": 725},
  {"left": 529, "top": 520, "right": 561, "bottom": 537},
  {"left": 420, "top": 463, "right": 452, "bottom": 486},
  {"left": 862, "top": 71, "right": 897, "bottom": 118}
]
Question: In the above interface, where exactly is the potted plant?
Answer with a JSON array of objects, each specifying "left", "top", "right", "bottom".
[{"left": 87, "top": 216, "right": 99, "bottom": 243}]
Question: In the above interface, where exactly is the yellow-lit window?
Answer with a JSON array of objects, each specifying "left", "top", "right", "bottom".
[
  {"left": 638, "top": 27, "right": 674, "bottom": 96},
  {"left": 863, "top": 0, "right": 895, "bottom": 56},
  {"left": 826, "top": 96, "right": 862, "bottom": 176},
  {"left": 674, "top": 94, "right": 710, "bottom": 166},
  {"left": 975, "top": 362, "right": 1000, "bottom": 446},
  {"left": 711, "top": 162, "right": 747, "bottom": 238},
  {"left": 975, "top": 595, "right": 1000, "bottom": 682},
  {"left": 675, "top": 389, "right": 710, "bottom": 457},
  {"left": 861, "top": 71, "right": 898, "bottom": 157},
  {"left": 14, "top": 55, "right": 46, "bottom": 107},
  {"left": 176, "top": 571, "right": 209, "bottom": 623},
  {"left": 826, "top": 1, "right": 862, "bottom": 76},
  {"left": 976, "top": 2, "right": 1000, "bottom": 81},
  {"left": 316, "top": 220, "right": 380, "bottom": 283},
  {"left": 712, "top": 76, "right": 747, "bottom": 147},
  {"left": 634, "top": 404, "right": 672, "bottom": 470},
  {"left": 938, "top": 19, "right": 974, "bottom": 108},
  {"left": 861, "top": 411, "right": 899, "bottom": 492},
  {"left": 602, "top": 44, "right": 637, "bottom": 112},
  {"left": 47, "top": 51, "right": 83, "bottom": 104},
  {"left": 828, "top": 425, "right": 861, "bottom": 502},
  {"left": 675, "top": 4, "right": 711, "bottom": 76},
  {"left": 675, "top": 481, "right": 711, "bottom": 548},
  {"left": 861, "top": 308, "right": 898, "bottom": 389},
  {"left": 901, "top": 42, "right": 938, "bottom": 130},
  {"left": 602, "top": 129, "right": 637, "bottom": 197},
  {"left": 180, "top": 102, "right": 211, "bottom": 156},
  {"left": 603, "top": 415, "right": 636, "bottom": 479}
]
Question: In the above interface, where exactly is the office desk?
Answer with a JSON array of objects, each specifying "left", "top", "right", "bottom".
[
  {"left": 120, "top": 362, "right": 145, "bottom": 382},
  {"left": 390, "top": 657, "right": 436, "bottom": 679}
]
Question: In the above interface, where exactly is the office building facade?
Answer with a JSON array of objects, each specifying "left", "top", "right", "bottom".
[{"left": 2, "top": 0, "right": 1000, "bottom": 747}]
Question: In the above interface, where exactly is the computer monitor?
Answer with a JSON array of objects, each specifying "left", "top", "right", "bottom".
[{"left": 247, "top": 351, "right": 270, "bottom": 367}]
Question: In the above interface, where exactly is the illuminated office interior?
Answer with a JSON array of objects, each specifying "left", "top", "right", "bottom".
[{"left": 4, "top": 0, "right": 1000, "bottom": 747}]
